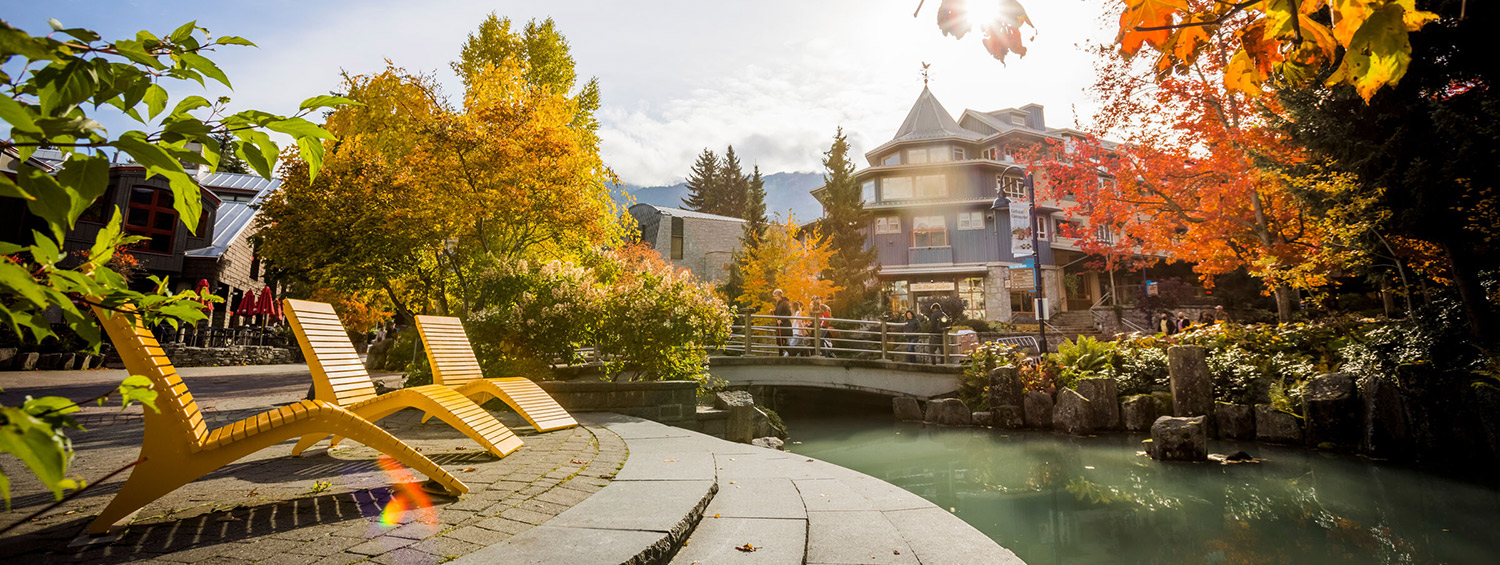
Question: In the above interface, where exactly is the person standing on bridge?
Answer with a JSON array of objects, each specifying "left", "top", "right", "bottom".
[
  {"left": 901, "top": 310, "right": 921, "bottom": 363},
  {"left": 927, "top": 303, "right": 952, "bottom": 364},
  {"left": 791, "top": 300, "right": 810, "bottom": 356},
  {"left": 773, "top": 289, "right": 793, "bottom": 355}
]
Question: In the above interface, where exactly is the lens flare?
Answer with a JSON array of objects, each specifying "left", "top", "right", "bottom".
[{"left": 376, "top": 455, "right": 437, "bottom": 527}]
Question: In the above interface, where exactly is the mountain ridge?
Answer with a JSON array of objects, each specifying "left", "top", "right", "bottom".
[{"left": 614, "top": 171, "right": 825, "bottom": 222}]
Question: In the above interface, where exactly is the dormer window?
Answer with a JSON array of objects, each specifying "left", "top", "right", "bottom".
[
  {"left": 952, "top": 147, "right": 965, "bottom": 161},
  {"left": 125, "top": 186, "right": 178, "bottom": 254}
]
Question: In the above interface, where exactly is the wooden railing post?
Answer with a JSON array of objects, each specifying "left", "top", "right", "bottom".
[
  {"left": 743, "top": 312, "right": 753, "bottom": 355},
  {"left": 941, "top": 330, "right": 951, "bottom": 365},
  {"left": 813, "top": 320, "right": 822, "bottom": 357},
  {"left": 880, "top": 321, "right": 889, "bottom": 361}
]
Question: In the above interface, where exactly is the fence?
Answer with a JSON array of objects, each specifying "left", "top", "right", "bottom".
[
  {"left": 151, "top": 324, "right": 294, "bottom": 349},
  {"left": 720, "top": 314, "right": 995, "bottom": 365}
]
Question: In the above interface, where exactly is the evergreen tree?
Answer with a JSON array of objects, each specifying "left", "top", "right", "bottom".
[
  {"left": 718, "top": 145, "right": 749, "bottom": 219},
  {"left": 744, "top": 165, "right": 768, "bottom": 239},
  {"left": 681, "top": 148, "right": 720, "bottom": 212},
  {"left": 212, "top": 132, "right": 249, "bottom": 174},
  {"left": 818, "top": 127, "right": 879, "bottom": 317}
]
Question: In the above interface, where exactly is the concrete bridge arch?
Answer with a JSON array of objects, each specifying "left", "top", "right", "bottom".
[{"left": 707, "top": 356, "right": 963, "bottom": 400}]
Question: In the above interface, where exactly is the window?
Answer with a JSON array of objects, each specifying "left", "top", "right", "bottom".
[
  {"left": 957, "top": 211, "right": 984, "bottom": 230},
  {"left": 929, "top": 147, "right": 949, "bottom": 163},
  {"left": 861, "top": 181, "right": 876, "bottom": 203},
  {"left": 882, "top": 177, "right": 913, "bottom": 200},
  {"left": 981, "top": 147, "right": 1000, "bottom": 160},
  {"left": 1034, "top": 216, "right": 1049, "bottom": 240},
  {"left": 911, "top": 216, "right": 947, "bottom": 247},
  {"left": 1058, "top": 220, "right": 1084, "bottom": 239},
  {"left": 882, "top": 153, "right": 901, "bottom": 166},
  {"left": 952, "top": 147, "right": 966, "bottom": 161},
  {"left": 915, "top": 175, "right": 947, "bottom": 198},
  {"left": 1094, "top": 224, "right": 1115, "bottom": 243},
  {"left": 907, "top": 148, "right": 929, "bottom": 164},
  {"left": 885, "top": 281, "right": 910, "bottom": 314},
  {"left": 670, "top": 216, "right": 684, "bottom": 260},
  {"left": 1011, "top": 291, "right": 1036, "bottom": 313},
  {"left": 997, "top": 174, "right": 1027, "bottom": 200},
  {"left": 875, "top": 216, "right": 901, "bottom": 234},
  {"left": 961, "top": 277, "right": 986, "bottom": 319},
  {"left": 125, "top": 186, "right": 178, "bottom": 253}
]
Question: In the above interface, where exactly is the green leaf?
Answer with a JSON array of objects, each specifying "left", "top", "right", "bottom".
[
  {"left": 170, "top": 95, "right": 212, "bottom": 116},
  {"left": 169, "top": 21, "right": 197, "bottom": 44},
  {"left": 0, "top": 95, "right": 40, "bottom": 134},
  {"left": 0, "top": 261, "right": 49, "bottom": 306},
  {"left": 0, "top": 22, "right": 57, "bottom": 62},
  {"left": 24, "top": 396, "right": 79, "bottom": 417},
  {"left": 117, "top": 375, "right": 159, "bottom": 412},
  {"left": 29, "top": 230, "right": 62, "bottom": 267},
  {"left": 0, "top": 404, "right": 79, "bottom": 500},
  {"left": 297, "top": 136, "right": 326, "bottom": 181},
  {"left": 298, "top": 94, "right": 359, "bottom": 111},
  {"left": 268, "top": 117, "right": 334, "bottom": 140},
  {"left": 143, "top": 83, "right": 168, "bottom": 119},
  {"left": 56, "top": 154, "right": 110, "bottom": 227},
  {"left": 58, "top": 27, "right": 102, "bottom": 43},
  {"left": 16, "top": 166, "right": 74, "bottom": 242},
  {"left": 34, "top": 115, "right": 106, "bottom": 139},
  {"left": 179, "top": 52, "right": 231, "bottom": 89},
  {"left": 111, "top": 39, "right": 163, "bottom": 69},
  {"left": 214, "top": 35, "right": 257, "bottom": 47},
  {"left": 0, "top": 176, "right": 29, "bottom": 201},
  {"left": 0, "top": 242, "right": 22, "bottom": 255},
  {"left": 88, "top": 206, "right": 124, "bottom": 265},
  {"left": 233, "top": 128, "right": 278, "bottom": 179}
]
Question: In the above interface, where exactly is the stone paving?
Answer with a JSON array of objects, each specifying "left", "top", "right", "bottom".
[{"left": 0, "top": 365, "right": 626, "bottom": 564}]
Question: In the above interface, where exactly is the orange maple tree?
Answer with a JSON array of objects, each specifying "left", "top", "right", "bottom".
[
  {"left": 737, "top": 217, "right": 843, "bottom": 315},
  {"left": 1025, "top": 41, "right": 1326, "bottom": 321}
]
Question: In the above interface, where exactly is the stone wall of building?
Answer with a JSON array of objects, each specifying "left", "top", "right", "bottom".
[{"left": 680, "top": 217, "right": 743, "bottom": 284}]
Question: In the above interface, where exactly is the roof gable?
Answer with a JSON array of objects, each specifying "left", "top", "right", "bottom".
[{"left": 890, "top": 87, "right": 983, "bottom": 143}]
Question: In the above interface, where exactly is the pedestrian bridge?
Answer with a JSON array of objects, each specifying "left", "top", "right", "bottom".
[{"left": 705, "top": 356, "right": 964, "bottom": 399}]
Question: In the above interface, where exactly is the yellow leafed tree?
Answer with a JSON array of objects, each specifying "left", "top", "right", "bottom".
[{"left": 737, "top": 217, "right": 842, "bottom": 314}]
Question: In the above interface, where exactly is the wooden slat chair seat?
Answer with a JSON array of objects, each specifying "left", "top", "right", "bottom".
[
  {"left": 414, "top": 315, "right": 578, "bottom": 432},
  {"left": 284, "top": 299, "right": 523, "bottom": 458},
  {"left": 87, "top": 304, "right": 467, "bottom": 535}
]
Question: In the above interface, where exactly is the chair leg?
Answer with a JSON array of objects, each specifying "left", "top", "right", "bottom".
[
  {"left": 291, "top": 433, "right": 329, "bottom": 456},
  {"left": 88, "top": 458, "right": 194, "bottom": 535}
]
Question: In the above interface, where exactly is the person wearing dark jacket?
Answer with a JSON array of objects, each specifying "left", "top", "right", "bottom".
[
  {"left": 773, "top": 289, "right": 792, "bottom": 355},
  {"left": 901, "top": 310, "right": 922, "bottom": 363},
  {"left": 926, "top": 303, "right": 952, "bottom": 364}
]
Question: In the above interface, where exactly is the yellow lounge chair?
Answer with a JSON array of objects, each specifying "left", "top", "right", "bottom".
[
  {"left": 86, "top": 304, "right": 468, "bottom": 535},
  {"left": 283, "top": 299, "right": 524, "bottom": 458},
  {"left": 414, "top": 315, "right": 578, "bottom": 432}
]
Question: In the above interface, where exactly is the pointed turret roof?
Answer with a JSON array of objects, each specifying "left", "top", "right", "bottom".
[{"left": 890, "top": 87, "right": 983, "bottom": 143}]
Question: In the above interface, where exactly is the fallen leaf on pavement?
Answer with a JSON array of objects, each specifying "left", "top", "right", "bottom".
[
  {"left": 735, "top": 543, "right": 757, "bottom": 552},
  {"left": 664, "top": 458, "right": 676, "bottom": 462},
  {"left": 462, "top": 467, "right": 477, "bottom": 472},
  {"left": 455, "top": 446, "right": 467, "bottom": 451},
  {"left": 571, "top": 459, "right": 587, "bottom": 464}
]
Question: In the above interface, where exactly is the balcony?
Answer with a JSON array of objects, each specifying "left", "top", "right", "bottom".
[{"left": 908, "top": 246, "right": 953, "bottom": 264}]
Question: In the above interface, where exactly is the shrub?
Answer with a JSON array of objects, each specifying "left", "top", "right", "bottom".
[
  {"left": 594, "top": 249, "right": 732, "bottom": 384},
  {"left": 1052, "top": 336, "right": 1115, "bottom": 389},
  {"left": 1206, "top": 345, "right": 1262, "bottom": 404},
  {"left": 1105, "top": 344, "right": 1169, "bottom": 396},
  {"left": 960, "top": 342, "right": 1023, "bottom": 410}
]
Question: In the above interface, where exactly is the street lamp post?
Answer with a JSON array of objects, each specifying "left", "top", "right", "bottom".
[{"left": 992, "top": 166, "right": 1049, "bottom": 354}]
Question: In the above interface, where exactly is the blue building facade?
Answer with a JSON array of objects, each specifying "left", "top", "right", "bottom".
[{"left": 819, "top": 88, "right": 1113, "bottom": 322}]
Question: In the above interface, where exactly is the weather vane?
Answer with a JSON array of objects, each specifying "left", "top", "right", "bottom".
[{"left": 921, "top": 62, "right": 931, "bottom": 86}]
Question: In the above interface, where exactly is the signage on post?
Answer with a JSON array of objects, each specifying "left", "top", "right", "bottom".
[{"left": 1009, "top": 202, "right": 1033, "bottom": 257}]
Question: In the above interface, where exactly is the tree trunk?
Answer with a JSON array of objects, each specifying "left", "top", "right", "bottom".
[
  {"left": 381, "top": 282, "right": 415, "bottom": 325},
  {"left": 1272, "top": 285, "right": 1295, "bottom": 323},
  {"left": 1443, "top": 241, "right": 1496, "bottom": 340}
]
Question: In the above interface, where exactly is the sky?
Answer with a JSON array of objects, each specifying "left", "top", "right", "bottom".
[{"left": 7, "top": 0, "right": 1120, "bottom": 186}]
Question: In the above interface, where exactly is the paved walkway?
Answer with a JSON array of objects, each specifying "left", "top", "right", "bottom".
[
  {"left": 1, "top": 365, "right": 1023, "bottom": 564},
  {"left": 0, "top": 365, "right": 623, "bottom": 564}
]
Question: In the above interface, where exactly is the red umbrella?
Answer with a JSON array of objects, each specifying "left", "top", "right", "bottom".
[
  {"left": 194, "top": 279, "right": 214, "bottom": 311},
  {"left": 234, "top": 289, "right": 263, "bottom": 317},
  {"left": 256, "top": 287, "right": 282, "bottom": 322}
]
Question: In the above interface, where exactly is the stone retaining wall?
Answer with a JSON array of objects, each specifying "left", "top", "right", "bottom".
[
  {"left": 536, "top": 380, "right": 699, "bottom": 429},
  {"left": 159, "top": 344, "right": 302, "bottom": 367}
]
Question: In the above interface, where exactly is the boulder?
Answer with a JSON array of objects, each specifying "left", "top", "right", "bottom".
[
  {"left": 1168, "top": 346, "right": 1213, "bottom": 418},
  {"left": 75, "top": 355, "right": 94, "bottom": 370},
  {"left": 1302, "top": 373, "right": 1360, "bottom": 449},
  {"left": 0, "top": 347, "right": 17, "bottom": 368},
  {"left": 892, "top": 397, "right": 924, "bottom": 422},
  {"left": 364, "top": 337, "right": 394, "bottom": 370},
  {"left": 932, "top": 398, "right": 972, "bottom": 426},
  {"left": 1121, "top": 395, "right": 1159, "bottom": 432},
  {"left": 924, "top": 400, "right": 942, "bottom": 424},
  {"left": 751, "top": 437, "right": 785, "bottom": 451},
  {"left": 971, "top": 411, "right": 993, "bottom": 427},
  {"left": 1151, "top": 392, "right": 1174, "bottom": 417},
  {"left": 1360, "top": 375, "right": 1410, "bottom": 458},
  {"left": 36, "top": 353, "right": 65, "bottom": 370},
  {"left": 16, "top": 352, "right": 39, "bottom": 371},
  {"left": 1215, "top": 402, "right": 1255, "bottom": 440},
  {"left": 1053, "top": 388, "right": 1094, "bottom": 436},
  {"left": 988, "top": 366, "right": 1023, "bottom": 410},
  {"left": 1148, "top": 416, "right": 1207, "bottom": 462},
  {"left": 716, "top": 391, "right": 757, "bottom": 444},
  {"left": 1023, "top": 391, "right": 1054, "bottom": 429},
  {"left": 992, "top": 405, "right": 1024, "bottom": 429},
  {"left": 714, "top": 391, "right": 755, "bottom": 410},
  {"left": 1255, "top": 405, "right": 1303, "bottom": 444},
  {"left": 1077, "top": 378, "right": 1121, "bottom": 430}
]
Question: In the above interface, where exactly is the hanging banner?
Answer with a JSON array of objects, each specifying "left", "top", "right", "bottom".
[{"left": 1009, "top": 202, "right": 1034, "bottom": 257}]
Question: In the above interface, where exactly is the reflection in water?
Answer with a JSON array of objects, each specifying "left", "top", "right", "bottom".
[{"left": 784, "top": 410, "right": 1500, "bottom": 565}]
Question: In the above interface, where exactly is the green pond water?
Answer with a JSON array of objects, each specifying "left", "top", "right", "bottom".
[{"left": 781, "top": 403, "right": 1500, "bottom": 565}]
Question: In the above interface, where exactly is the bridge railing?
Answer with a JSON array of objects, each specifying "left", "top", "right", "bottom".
[{"left": 718, "top": 313, "right": 967, "bottom": 365}]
